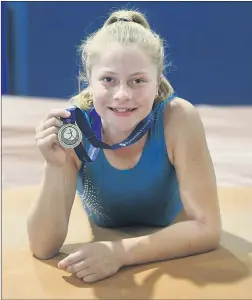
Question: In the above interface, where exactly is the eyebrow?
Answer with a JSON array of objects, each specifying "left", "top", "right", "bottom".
[{"left": 100, "top": 70, "right": 149, "bottom": 76}]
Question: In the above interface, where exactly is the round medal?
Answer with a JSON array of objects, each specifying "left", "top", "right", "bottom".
[{"left": 58, "top": 123, "right": 82, "bottom": 148}]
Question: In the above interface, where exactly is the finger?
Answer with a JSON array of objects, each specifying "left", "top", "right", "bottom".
[
  {"left": 43, "top": 109, "right": 71, "bottom": 122},
  {"left": 43, "top": 117, "right": 63, "bottom": 131},
  {"left": 35, "top": 123, "right": 42, "bottom": 134},
  {"left": 35, "top": 126, "right": 59, "bottom": 141},
  {"left": 66, "top": 259, "right": 89, "bottom": 274},
  {"left": 75, "top": 268, "right": 95, "bottom": 280},
  {"left": 58, "top": 250, "right": 84, "bottom": 269},
  {"left": 37, "top": 133, "right": 59, "bottom": 150},
  {"left": 83, "top": 274, "right": 99, "bottom": 283},
  {"left": 35, "top": 117, "right": 62, "bottom": 134}
]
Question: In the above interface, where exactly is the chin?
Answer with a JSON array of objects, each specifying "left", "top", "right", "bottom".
[
  {"left": 109, "top": 115, "right": 140, "bottom": 130},
  {"left": 110, "top": 121, "right": 137, "bottom": 133}
]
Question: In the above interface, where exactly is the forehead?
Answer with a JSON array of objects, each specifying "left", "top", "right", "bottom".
[{"left": 92, "top": 43, "right": 155, "bottom": 74}]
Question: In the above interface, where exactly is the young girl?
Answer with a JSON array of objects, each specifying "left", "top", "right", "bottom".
[{"left": 27, "top": 10, "right": 221, "bottom": 283}]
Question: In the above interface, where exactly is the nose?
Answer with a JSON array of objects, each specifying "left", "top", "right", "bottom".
[{"left": 113, "top": 84, "right": 132, "bottom": 102}]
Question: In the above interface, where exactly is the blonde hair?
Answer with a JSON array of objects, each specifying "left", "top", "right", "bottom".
[{"left": 71, "top": 9, "right": 174, "bottom": 109}]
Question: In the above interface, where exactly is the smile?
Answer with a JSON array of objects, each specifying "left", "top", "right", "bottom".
[{"left": 109, "top": 107, "right": 137, "bottom": 112}]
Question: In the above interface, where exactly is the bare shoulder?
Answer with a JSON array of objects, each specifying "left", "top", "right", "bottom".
[
  {"left": 165, "top": 97, "right": 201, "bottom": 123},
  {"left": 164, "top": 97, "right": 207, "bottom": 164}
]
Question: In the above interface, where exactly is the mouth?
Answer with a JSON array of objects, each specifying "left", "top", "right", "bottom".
[{"left": 109, "top": 107, "right": 137, "bottom": 113}]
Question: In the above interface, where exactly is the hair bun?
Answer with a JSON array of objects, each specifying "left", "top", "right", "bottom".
[
  {"left": 117, "top": 17, "right": 132, "bottom": 22},
  {"left": 104, "top": 10, "right": 151, "bottom": 30}
]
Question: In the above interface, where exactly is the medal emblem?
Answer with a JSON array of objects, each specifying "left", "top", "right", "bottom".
[{"left": 58, "top": 123, "right": 82, "bottom": 148}]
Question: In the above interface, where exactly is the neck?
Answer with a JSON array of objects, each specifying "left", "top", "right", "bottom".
[{"left": 101, "top": 122, "right": 135, "bottom": 145}]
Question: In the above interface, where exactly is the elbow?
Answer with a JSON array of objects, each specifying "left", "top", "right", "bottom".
[
  {"left": 33, "top": 252, "right": 59, "bottom": 261},
  {"left": 27, "top": 228, "right": 66, "bottom": 260},
  {"left": 29, "top": 244, "right": 61, "bottom": 260},
  {"left": 195, "top": 219, "right": 221, "bottom": 252},
  {"left": 27, "top": 227, "right": 65, "bottom": 260},
  {"left": 212, "top": 230, "right": 221, "bottom": 249},
  {"left": 208, "top": 233, "right": 220, "bottom": 251},
  {"left": 26, "top": 220, "right": 66, "bottom": 260},
  {"left": 203, "top": 223, "right": 221, "bottom": 251}
]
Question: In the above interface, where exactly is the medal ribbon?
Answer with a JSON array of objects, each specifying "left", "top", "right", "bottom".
[
  {"left": 60, "top": 107, "right": 154, "bottom": 163},
  {"left": 60, "top": 93, "right": 176, "bottom": 163}
]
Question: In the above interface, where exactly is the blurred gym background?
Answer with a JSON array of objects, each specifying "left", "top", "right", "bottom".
[
  {"left": 2, "top": 1, "right": 252, "bottom": 105},
  {"left": 2, "top": 1, "right": 252, "bottom": 189}
]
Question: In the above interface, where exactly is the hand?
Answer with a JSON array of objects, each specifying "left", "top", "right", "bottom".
[
  {"left": 35, "top": 109, "right": 72, "bottom": 167},
  {"left": 58, "top": 241, "right": 124, "bottom": 283}
]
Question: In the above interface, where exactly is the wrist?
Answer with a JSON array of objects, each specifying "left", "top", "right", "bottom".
[
  {"left": 43, "top": 162, "right": 67, "bottom": 183},
  {"left": 44, "top": 150, "right": 79, "bottom": 171},
  {"left": 111, "top": 240, "right": 128, "bottom": 267}
]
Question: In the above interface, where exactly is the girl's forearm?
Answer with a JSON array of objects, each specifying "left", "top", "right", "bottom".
[
  {"left": 117, "top": 220, "right": 220, "bottom": 267},
  {"left": 27, "top": 162, "right": 77, "bottom": 259}
]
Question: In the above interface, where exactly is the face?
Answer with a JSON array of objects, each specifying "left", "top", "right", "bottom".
[{"left": 89, "top": 43, "right": 159, "bottom": 133}]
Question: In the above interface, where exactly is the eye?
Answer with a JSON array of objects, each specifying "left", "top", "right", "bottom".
[
  {"left": 132, "top": 78, "right": 146, "bottom": 84},
  {"left": 102, "top": 77, "right": 114, "bottom": 83}
]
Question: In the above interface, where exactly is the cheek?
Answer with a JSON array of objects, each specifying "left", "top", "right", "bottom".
[
  {"left": 92, "top": 84, "right": 110, "bottom": 106},
  {"left": 137, "top": 86, "right": 156, "bottom": 106}
]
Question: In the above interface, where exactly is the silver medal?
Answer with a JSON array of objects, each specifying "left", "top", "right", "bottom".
[{"left": 58, "top": 123, "right": 82, "bottom": 148}]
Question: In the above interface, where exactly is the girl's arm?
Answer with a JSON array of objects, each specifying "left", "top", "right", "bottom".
[
  {"left": 27, "top": 153, "right": 80, "bottom": 260},
  {"left": 116, "top": 98, "right": 221, "bottom": 267}
]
